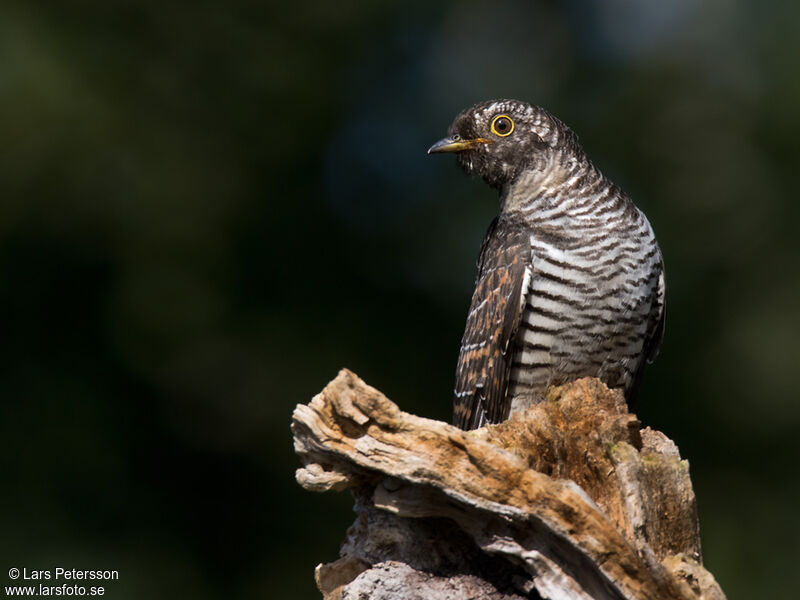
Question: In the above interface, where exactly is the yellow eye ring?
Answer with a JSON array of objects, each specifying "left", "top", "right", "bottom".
[{"left": 490, "top": 114, "right": 514, "bottom": 137}]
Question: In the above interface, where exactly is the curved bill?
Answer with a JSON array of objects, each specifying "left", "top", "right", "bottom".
[{"left": 427, "top": 136, "right": 491, "bottom": 154}]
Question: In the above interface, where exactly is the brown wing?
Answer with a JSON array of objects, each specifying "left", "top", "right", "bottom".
[{"left": 453, "top": 219, "right": 531, "bottom": 430}]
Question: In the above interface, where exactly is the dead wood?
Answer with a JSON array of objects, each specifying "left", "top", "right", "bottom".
[{"left": 292, "top": 369, "right": 725, "bottom": 600}]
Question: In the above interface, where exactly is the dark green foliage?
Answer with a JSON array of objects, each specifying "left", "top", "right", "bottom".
[{"left": 0, "top": 1, "right": 798, "bottom": 598}]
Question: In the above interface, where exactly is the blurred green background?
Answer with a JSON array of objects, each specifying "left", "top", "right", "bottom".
[{"left": 1, "top": 1, "right": 798, "bottom": 598}]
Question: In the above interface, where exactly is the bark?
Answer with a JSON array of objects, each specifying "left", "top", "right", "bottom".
[{"left": 292, "top": 369, "right": 725, "bottom": 600}]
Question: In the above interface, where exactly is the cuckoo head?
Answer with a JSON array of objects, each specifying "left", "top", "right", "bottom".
[{"left": 428, "top": 99, "right": 575, "bottom": 191}]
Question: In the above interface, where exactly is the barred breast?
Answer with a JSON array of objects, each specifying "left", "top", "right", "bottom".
[{"left": 507, "top": 194, "right": 663, "bottom": 413}]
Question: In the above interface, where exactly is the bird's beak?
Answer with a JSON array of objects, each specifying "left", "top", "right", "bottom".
[{"left": 427, "top": 136, "right": 491, "bottom": 154}]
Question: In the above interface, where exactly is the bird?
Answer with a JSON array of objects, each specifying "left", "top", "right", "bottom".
[{"left": 428, "top": 99, "right": 665, "bottom": 430}]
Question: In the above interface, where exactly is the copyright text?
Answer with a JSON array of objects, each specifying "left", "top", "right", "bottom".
[{"left": 5, "top": 568, "right": 119, "bottom": 597}]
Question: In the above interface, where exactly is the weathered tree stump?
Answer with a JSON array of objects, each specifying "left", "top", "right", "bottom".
[{"left": 292, "top": 369, "right": 725, "bottom": 600}]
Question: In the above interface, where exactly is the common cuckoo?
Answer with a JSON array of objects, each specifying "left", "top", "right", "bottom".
[{"left": 429, "top": 99, "right": 665, "bottom": 430}]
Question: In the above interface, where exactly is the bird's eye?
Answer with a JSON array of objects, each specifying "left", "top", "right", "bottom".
[{"left": 490, "top": 115, "right": 514, "bottom": 137}]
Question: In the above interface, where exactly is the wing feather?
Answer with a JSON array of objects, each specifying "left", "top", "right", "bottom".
[
  {"left": 453, "top": 219, "right": 531, "bottom": 430},
  {"left": 646, "top": 266, "right": 666, "bottom": 364},
  {"left": 627, "top": 257, "right": 665, "bottom": 405}
]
